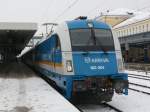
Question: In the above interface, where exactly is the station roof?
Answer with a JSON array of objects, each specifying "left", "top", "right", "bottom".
[
  {"left": 104, "top": 8, "right": 138, "bottom": 16},
  {"left": 0, "top": 22, "right": 37, "bottom": 54},
  {"left": 114, "top": 11, "right": 150, "bottom": 29}
]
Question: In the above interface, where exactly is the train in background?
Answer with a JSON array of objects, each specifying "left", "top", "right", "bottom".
[{"left": 22, "top": 17, "right": 128, "bottom": 102}]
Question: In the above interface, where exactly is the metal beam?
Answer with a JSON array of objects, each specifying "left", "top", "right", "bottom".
[{"left": 119, "top": 32, "right": 150, "bottom": 44}]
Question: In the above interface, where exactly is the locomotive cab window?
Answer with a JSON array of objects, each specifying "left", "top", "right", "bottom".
[{"left": 70, "top": 28, "right": 114, "bottom": 51}]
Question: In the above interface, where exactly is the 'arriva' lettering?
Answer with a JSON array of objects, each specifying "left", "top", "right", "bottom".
[{"left": 84, "top": 57, "right": 109, "bottom": 63}]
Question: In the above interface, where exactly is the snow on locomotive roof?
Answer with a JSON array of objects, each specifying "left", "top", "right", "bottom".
[{"left": 114, "top": 11, "right": 150, "bottom": 28}]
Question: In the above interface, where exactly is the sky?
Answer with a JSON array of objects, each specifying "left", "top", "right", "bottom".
[{"left": 0, "top": 0, "right": 150, "bottom": 34}]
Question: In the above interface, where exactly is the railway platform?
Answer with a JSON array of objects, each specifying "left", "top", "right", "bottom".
[{"left": 0, "top": 62, "right": 79, "bottom": 112}]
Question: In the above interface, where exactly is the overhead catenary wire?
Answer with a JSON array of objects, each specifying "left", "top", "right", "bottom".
[
  {"left": 39, "top": 0, "right": 79, "bottom": 36},
  {"left": 136, "top": 4, "right": 150, "bottom": 11},
  {"left": 86, "top": 0, "right": 107, "bottom": 17},
  {"left": 53, "top": 0, "right": 79, "bottom": 22},
  {"left": 40, "top": 0, "right": 55, "bottom": 23}
]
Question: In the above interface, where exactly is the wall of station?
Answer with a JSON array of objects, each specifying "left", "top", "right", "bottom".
[
  {"left": 121, "top": 45, "right": 150, "bottom": 63},
  {"left": 112, "top": 16, "right": 150, "bottom": 63},
  {"left": 113, "top": 19, "right": 150, "bottom": 38}
]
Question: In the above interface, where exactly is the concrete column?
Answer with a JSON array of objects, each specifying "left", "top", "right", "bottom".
[{"left": 125, "top": 43, "right": 129, "bottom": 62}]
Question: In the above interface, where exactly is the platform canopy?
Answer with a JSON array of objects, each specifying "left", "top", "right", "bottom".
[{"left": 0, "top": 22, "right": 37, "bottom": 62}]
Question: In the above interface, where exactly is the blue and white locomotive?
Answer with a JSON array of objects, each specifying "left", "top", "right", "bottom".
[{"left": 22, "top": 17, "right": 128, "bottom": 102}]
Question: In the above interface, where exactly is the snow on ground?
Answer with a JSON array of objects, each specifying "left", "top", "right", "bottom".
[
  {"left": 108, "top": 90, "right": 150, "bottom": 112},
  {"left": 0, "top": 62, "right": 79, "bottom": 112},
  {"left": 0, "top": 77, "right": 80, "bottom": 112},
  {"left": 129, "top": 77, "right": 150, "bottom": 87},
  {"left": 130, "top": 84, "right": 150, "bottom": 93}
]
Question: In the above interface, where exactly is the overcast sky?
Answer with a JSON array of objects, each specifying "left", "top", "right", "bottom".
[{"left": 0, "top": 0, "right": 150, "bottom": 34}]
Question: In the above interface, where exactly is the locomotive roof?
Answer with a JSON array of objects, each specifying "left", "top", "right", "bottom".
[{"left": 66, "top": 20, "right": 110, "bottom": 29}]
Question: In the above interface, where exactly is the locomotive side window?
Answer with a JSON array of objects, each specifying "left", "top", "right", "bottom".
[
  {"left": 55, "top": 35, "right": 61, "bottom": 50},
  {"left": 52, "top": 34, "right": 62, "bottom": 66}
]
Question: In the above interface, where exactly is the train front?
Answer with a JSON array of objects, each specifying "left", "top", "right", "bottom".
[{"left": 66, "top": 18, "right": 128, "bottom": 102}]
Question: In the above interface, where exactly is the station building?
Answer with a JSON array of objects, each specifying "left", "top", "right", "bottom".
[{"left": 95, "top": 9, "right": 150, "bottom": 63}]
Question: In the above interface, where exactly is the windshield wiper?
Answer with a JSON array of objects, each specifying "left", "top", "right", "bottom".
[
  {"left": 91, "top": 28, "right": 107, "bottom": 54},
  {"left": 82, "top": 30, "right": 94, "bottom": 55},
  {"left": 82, "top": 28, "right": 107, "bottom": 55},
  {"left": 95, "top": 37, "right": 108, "bottom": 54}
]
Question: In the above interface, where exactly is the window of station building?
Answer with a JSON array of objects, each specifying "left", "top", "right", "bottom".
[
  {"left": 129, "top": 28, "right": 131, "bottom": 35},
  {"left": 118, "top": 31, "right": 120, "bottom": 37},
  {"left": 121, "top": 31, "right": 123, "bottom": 36},
  {"left": 120, "top": 31, "right": 122, "bottom": 37},
  {"left": 124, "top": 30, "right": 126, "bottom": 36},
  {"left": 139, "top": 26, "right": 141, "bottom": 33},
  {"left": 132, "top": 27, "right": 135, "bottom": 34},
  {"left": 147, "top": 24, "right": 149, "bottom": 31},
  {"left": 136, "top": 27, "right": 138, "bottom": 33},
  {"left": 143, "top": 25, "right": 145, "bottom": 32},
  {"left": 116, "top": 32, "right": 119, "bottom": 37}
]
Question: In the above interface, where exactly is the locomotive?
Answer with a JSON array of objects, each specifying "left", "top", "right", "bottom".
[{"left": 22, "top": 17, "right": 128, "bottom": 102}]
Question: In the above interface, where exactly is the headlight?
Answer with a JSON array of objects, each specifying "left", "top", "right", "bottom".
[{"left": 66, "top": 60, "right": 73, "bottom": 72}]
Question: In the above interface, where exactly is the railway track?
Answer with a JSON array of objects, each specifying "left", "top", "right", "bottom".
[
  {"left": 103, "top": 103, "right": 123, "bottom": 112},
  {"left": 128, "top": 75, "right": 150, "bottom": 81},
  {"left": 76, "top": 103, "right": 123, "bottom": 112},
  {"left": 129, "top": 88, "right": 150, "bottom": 95},
  {"left": 129, "top": 82, "right": 150, "bottom": 89},
  {"left": 129, "top": 82, "right": 150, "bottom": 95},
  {"left": 129, "top": 73, "right": 150, "bottom": 79},
  {"left": 128, "top": 73, "right": 150, "bottom": 95}
]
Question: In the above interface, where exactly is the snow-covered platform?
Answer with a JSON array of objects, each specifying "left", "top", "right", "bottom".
[{"left": 0, "top": 63, "right": 79, "bottom": 112}]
